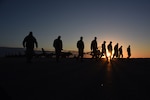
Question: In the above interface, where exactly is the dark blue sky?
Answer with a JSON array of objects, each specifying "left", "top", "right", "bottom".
[{"left": 0, "top": 0, "right": 150, "bottom": 58}]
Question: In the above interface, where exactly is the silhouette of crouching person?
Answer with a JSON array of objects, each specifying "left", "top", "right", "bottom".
[
  {"left": 23, "top": 32, "right": 38, "bottom": 63},
  {"left": 53, "top": 36, "right": 63, "bottom": 62}
]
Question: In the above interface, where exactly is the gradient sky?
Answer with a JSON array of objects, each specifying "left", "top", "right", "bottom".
[{"left": 0, "top": 0, "right": 150, "bottom": 58}]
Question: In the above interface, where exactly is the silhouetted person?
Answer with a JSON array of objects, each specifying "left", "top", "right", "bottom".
[
  {"left": 119, "top": 46, "right": 123, "bottom": 58},
  {"left": 91, "top": 37, "right": 98, "bottom": 58},
  {"left": 53, "top": 36, "right": 63, "bottom": 62},
  {"left": 112, "top": 43, "right": 118, "bottom": 59},
  {"left": 127, "top": 45, "right": 131, "bottom": 58},
  {"left": 23, "top": 31, "right": 38, "bottom": 63},
  {"left": 107, "top": 41, "right": 113, "bottom": 59},
  {"left": 101, "top": 41, "right": 108, "bottom": 60},
  {"left": 77, "top": 36, "right": 84, "bottom": 61}
]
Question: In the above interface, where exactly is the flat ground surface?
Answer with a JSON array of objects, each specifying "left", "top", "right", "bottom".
[{"left": 0, "top": 57, "right": 150, "bottom": 100}]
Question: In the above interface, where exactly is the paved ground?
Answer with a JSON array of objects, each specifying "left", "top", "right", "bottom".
[{"left": 0, "top": 57, "right": 150, "bottom": 100}]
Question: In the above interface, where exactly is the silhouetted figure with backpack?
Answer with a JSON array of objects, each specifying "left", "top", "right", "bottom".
[
  {"left": 53, "top": 36, "right": 63, "bottom": 62},
  {"left": 23, "top": 31, "right": 38, "bottom": 63},
  {"left": 91, "top": 37, "right": 98, "bottom": 59},
  {"left": 77, "top": 36, "right": 84, "bottom": 61},
  {"left": 101, "top": 41, "right": 108, "bottom": 60},
  {"left": 119, "top": 46, "right": 123, "bottom": 58},
  {"left": 107, "top": 41, "right": 113, "bottom": 59},
  {"left": 127, "top": 45, "right": 131, "bottom": 58},
  {"left": 112, "top": 43, "right": 118, "bottom": 59}
]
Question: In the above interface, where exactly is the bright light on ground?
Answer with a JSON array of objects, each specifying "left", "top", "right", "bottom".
[{"left": 107, "top": 51, "right": 111, "bottom": 59}]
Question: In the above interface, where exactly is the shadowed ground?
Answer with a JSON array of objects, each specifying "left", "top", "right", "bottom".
[{"left": 0, "top": 57, "right": 150, "bottom": 100}]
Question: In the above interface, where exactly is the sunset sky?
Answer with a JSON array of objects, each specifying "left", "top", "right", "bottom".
[{"left": 0, "top": 0, "right": 150, "bottom": 58}]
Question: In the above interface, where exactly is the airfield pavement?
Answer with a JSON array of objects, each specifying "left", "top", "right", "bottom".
[{"left": 0, "top": 57, "right": 150, "bottom": 100}]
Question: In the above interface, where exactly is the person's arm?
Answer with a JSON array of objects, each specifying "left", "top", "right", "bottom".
[
  {"left": 96, "top": 42, "right": 98, "bottom": 49},
  {"left": 34, "top": 38, "right": 38, "bottom": 48},
  {"left": 22, "top": 37, "right": 26, "bottom": 48},
  {"left": 77, "top": 41, "right": 79, "bottom": 49},
  {"left": 91, "top": 41, "right": 93, "bottom": 50},
  {"left": 83, "top": 42, "right": 84, "bottom": 49},
  {"left": 35, "top": 41, "right": 38, "bottom": 48},
  {"left": 53, "top": 39, "right": 56, "bottom": 48},
  {"left": 61, "top": 40, "right": 63, "bottom": 50}
]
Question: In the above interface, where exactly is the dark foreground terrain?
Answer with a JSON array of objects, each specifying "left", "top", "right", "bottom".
[{"left": 0, "top": 57, "right": 150, "bottom": 100}]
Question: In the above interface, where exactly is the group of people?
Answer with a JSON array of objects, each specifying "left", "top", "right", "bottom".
[
  {"left": 23, "top": 32, "right": 131, "bottom": 63},
  {"left": 78, "top": 36, "right": 131, "bottom": 61},
  {"left": 22, "top": 32, "right": 63, "bottom": 63}
]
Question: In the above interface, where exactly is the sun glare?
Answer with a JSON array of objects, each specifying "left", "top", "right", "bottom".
[{"left": 107, "top": 51, "right": 111, "bottom": 58}]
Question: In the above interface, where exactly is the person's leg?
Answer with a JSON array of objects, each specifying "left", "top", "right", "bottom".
[
  {"left": 26, "top": 48, "right": 33, "bottom": 63},
  {"left": 55, "top": 50, "right": 59, "bottom": 62},
  {"left": 104, "top": 51, "right": 108, "bottom": 61},
  {"left": 93, "top": 50, "right": 96, "bottom": 58},
  {"left": 110, "top": 51, "right": 112, "bottom": 59},
  {"left": 81, "top": 49, "right": 84, "bottom": 61}
]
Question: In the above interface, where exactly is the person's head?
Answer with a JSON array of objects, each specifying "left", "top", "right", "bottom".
[
  {"left": 80, "top": 36, "right": 83, "bottom": 40},
  {"left": 29, "top": 31, "right": 33, "bottom": 36},
  {"left": 128, "top": 45, "right": 130, "bottom": 48},
  {"left": 104, "top": 41, "right": 106, "bottom": 44},
  {"left": 58, "top": 36, "right": 61, "bottom": 39},
  {"left": 94, "top": 37, "right": 97, "bottom": 40},
  {"left": 120, "top": 46, "right": 122, "bottom": 48},
  {"left": 110, "top": 41, "right": 112, "bottom": 44}
]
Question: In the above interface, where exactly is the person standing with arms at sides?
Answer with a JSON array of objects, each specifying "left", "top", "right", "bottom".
[
  {"left": 53, "top": 36, "right": 63, "bottom": 62},
  {"left": 107, "top": 41, "right": 113, "bottom": 59},
  {"left": 101, "top": 41, "right": 108, "bottom": 60},
  {"left": 119, "top": 46, "right": 123, "bottom": 58},
  {"left": 127, "top": 45, "right": 131, "bottom": 58},
  {"left": 77, "top": 36, "right": 84, "bottom": 61},
  {"left": 112, "top": 43, "right": 119, "bottom": 59},
  {"left": 91, "top": 37, "right": 98, "bottom": 59},
  {"left": 23, "top": 31, "right": 38, "bottom": 63}
]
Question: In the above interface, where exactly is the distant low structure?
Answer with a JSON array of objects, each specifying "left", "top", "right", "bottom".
[
  {"left": 0, "top": 47, "right": 25, "bottom": 57},
  {"left": 61, "top": 52, "right": 73, "bottom": 58},
  {"left": 0, "top": 47, "right": 74, "bottom": 58}
]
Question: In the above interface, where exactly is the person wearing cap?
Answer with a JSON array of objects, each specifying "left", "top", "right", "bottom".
[{"left": 53, "top": 36, "right": 63, "bottom": 62}]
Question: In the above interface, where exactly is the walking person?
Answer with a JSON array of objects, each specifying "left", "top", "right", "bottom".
[
  {"left": 119, "top": 46, "right": 123, "bottom": 58},
  {"left": 127, "top": 45, "right": 131, "bottom": 58},
  {"left": 107, "top": 41, "right": 113, "bottom": 59},
  {"left": 77, "top": 36, "right": 84, "bottom": 61},
  {"left": 112, "top": 43, "right": 119, "bottom": 59},
  {"left": 101, "top": 41, "right": 108, "bottom": 60},
  {"left": 53, "top": 36, "right": 63, "bottom": 62},
  {"left": 23, "top": 31, "right": 38, "bottom": 63},
  {"left": 91, "top": 37, "right": 98, "bottom": 59}
]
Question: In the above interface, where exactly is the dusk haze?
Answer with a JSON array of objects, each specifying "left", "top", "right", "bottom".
[
  {"left": 0, "top": 0, "right": 150, "bottom": 58},
  {"left": 0, "top": 0, "right": 150, "bottom": 100}
]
